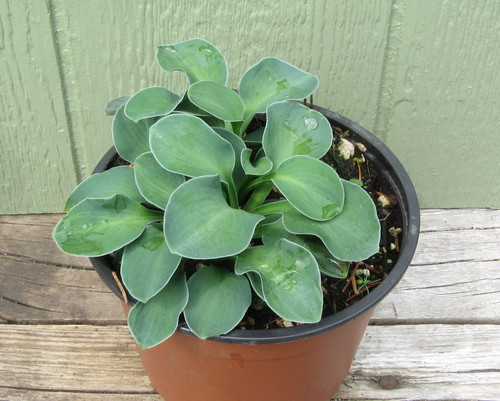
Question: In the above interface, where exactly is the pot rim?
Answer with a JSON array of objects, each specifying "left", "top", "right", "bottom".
[{"left": 91, "top": 106, "right": 420, "bottom": 345}]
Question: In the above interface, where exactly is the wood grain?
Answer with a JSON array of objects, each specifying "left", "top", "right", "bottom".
[
  {"left": 1, "top": 210, "right": 499, "bottom": 400},
  {"left": 385, "top": 0, "right": 500, "bottom": 208},
  {"left": 0, "top": 324, "right": 498, "bottom": 400},
  {"left": 1, "top": 210, "right": 498, "bottom": 325},
  {"left": 0, "top": 390, "right": 162, "bottom": 401},
  {"left": 0, "top": 254, "right": 124, "bottom": 323},
  {"left": 0, "top": 214, "right": 91, "bottom": 268},
  {"left": 2, "top": 1, "right": 500, "bottom": 213},
  {"left": 47, "top": 0, "right": 392, "bottom": 184},
  {"left": 0, "top": 0, "right": 77, "bottom": 214}
]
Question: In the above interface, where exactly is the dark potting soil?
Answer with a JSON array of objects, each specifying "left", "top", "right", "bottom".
[{"left": 106, "top": 115, "right": 403, "bottom": 332}]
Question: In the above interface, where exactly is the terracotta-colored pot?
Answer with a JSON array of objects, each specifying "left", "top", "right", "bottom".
[
  {"left": 122, "top": 302, "right": 372, "bottom": 401},
  {"left": 90, "top": 106, "right": 420, "bottom": 400}
]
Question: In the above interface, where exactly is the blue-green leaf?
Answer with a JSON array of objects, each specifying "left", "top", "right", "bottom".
[
  {"left": 184, "top": 266, "right": 251, "bottom": 339},
  {"left": 239, "top": 58, "right": 319, "bottom": 129},
  {"left": 243, "top": 127, "right": 264, "bottom": 145},
  {"left": 283, "top": 180, "right": 380, "bottom": 261},
  {"left": 262, "top": 101, "right": 333, "bottom": 167},
  {"left": 188, "top": 81, "right": 243, "bottom": 121},
  {"left": 124, "top": 87, "right": 182, "bottom": 122},
  {"left": 134, "top": 152, "right": 185, "bottom": 209},
  {"left": 121, "top": 224, "right": 181, "bottom": 303},
  {"left": 164, "top": 175, "right": 264, "bottom": 259},
  {"left": 64, "top": 166, "right": 146, "bottom": 211},
  {"left": 257, "top": 218, "right": 349, "bottom": 278},
  {"left": 212, "top": 127, "right": 246, "bottom": 190},
  {"left": 271, "top": 155, "right": 344, "bottom": 221},
  {"left": 149, "top": 114, "right": 235, "bottom": 185},
  {"left": 105, "top": 95, "right": 130, "bottom": 116},
  {"left": 128, "top": 269, "right": 188, "bottom": 349},
  {"left": 112, "top": 105, "right": 155, "bottom": 162},
  {"left": 174, "top": 92, "right": 211, "bottom": 116},
  {"left": 235, "top": 239, "right": 322, "bottom": 323},
  {"left": 157, "top": 39, "right": 228, "bottom": 85},
  {"left": 53, "top": 195, "right": 163, "bottom": 257},
  {"left": 241, "top": 148, "right": 273, "bottom": 176}
]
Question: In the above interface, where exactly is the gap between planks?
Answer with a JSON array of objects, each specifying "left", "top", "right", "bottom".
[{"left": 0, "top": 324, "right": 498, "bottom": 401}]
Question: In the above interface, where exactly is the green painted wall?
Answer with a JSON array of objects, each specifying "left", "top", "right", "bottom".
[{"left": 1, "top": 0, "right": 499, "bottom": 213}]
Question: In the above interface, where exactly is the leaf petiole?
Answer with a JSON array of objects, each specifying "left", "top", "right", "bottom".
[
  {"left": 243, "top": 182, "right": 274, "bottom": 212},
  {"left": 239, "top": 173, "right": 273, "bottom": 199},
  {"left": 249, "top": 200, "right": 295, "bottom": 215}
]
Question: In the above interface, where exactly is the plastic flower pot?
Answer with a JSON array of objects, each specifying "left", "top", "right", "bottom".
[{"left": 90, "top": 106, "right": 420, "bottom": 401}]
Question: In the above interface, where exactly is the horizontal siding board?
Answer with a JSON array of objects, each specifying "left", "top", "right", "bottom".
[
  {"left": 48, "top": 0, "right": 391, "bottom": 199},
  {"left": 385, "top": 0, "right": 500, "bottom": 208},
  {"left": 0, "top": 0, "right": 77, "bottom": 213},
  {"left": 2, "top": 0, "right": 500, "bottom": 211}
]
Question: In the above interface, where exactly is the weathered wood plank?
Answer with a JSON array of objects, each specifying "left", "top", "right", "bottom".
[
  {"left": 338, "top": 324, "right": 500, "bottom": 401},
  {"left": 0, "top": 254, "right": 124, "bottom": 323},
  {"left": 0, "top": 214, "right": 91, "bottom": 269},
  {"left": 2, "top": 256, "right": 497, "bottom": 325},
  {"left": 0, "top": 324, "right": 151, "bottom": 393},
  {"left": 411, "top": 227, "right": 500, "bottom": 266},
  {"left": 0, "top": 324, "right": 498, "bottom": 400},
  {"left": 1, "top": 211, "right": 498, "bottom": 324},
  {"left": 420, "top": 209, "right": 500, "bottom": 231},
  {"left": 372, "top": 259, "right": 500, "bottom": 324},
  {"left": 0, "top": 390, "right": 161, "bottom": 401},
  {"left": 0, "top": 0, "right": 77, "bottom": 214}
]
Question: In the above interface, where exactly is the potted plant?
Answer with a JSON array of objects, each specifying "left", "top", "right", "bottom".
[{"left": 53, "top": 38, "right": 419, "bottom": 401}]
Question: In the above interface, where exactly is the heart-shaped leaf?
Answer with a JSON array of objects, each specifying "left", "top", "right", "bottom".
[
  {"left": 241, "top": 148, "right": 273, "bottom": 176},
  {"left": 243, "top": 127, "right": 264, "bottom": 145},
  {"left": 64, "top": 166, "right": 146, "bottom": 211},
  {"left": 150, "top": 114, "right": 235, "bottom": 185},
  {"left": 184, "top": 265, "right": 251, "bottom": 339},
  {"left": 157, "top": 39, "right": 228, "bottom": 85},
  {"left": 257, "top": 218, "right": 349, "bottom": 278},
  {"left": 105, "top": 95, "right": 130, "bottom": 116},
  {"left": 239, "top": 57, "right": 319, "bottom": 129},
  {"left": 121, "top": 224, "right": 182, "bottom": 303},
  {"left": 263, "top": 101, "right": 333, "bottom": 167},
  {"left": 303, "top": 237, "right": 349, "bottom": 278},
  {"left": 134, "top": 152, "right": 185, "bottom": 209},
  {"left": 128, "top": 269, "right": 188, "bottom": 349},
  {"left": 235, "top": 238, "right": 322, "bottom": 323},
  {"left": 283, "top": 180, "right": 381, "bottom": 261},
  {"left": 213, "top": 128, "right": 247, "bottom": 190},
  {"left": 124, "top": 86, "right": 182, "bottom": 122},
  {"left": 271, "top": 155, "right": 344, "bottom": 221},
  {"left": 187, "top": 81, "right": 243, "bottom": 121},
  {"left": 113, "top": 105, "right": 156, "bottom": 162},
  {"left": 53, "top": 195, "right": 163, "bottom": 257},
  {"left": 164, "top": 175, "right": 264, "bottom": 259},
  {"left": 174, "top": 92, "right": 211, "bottom": 116}
]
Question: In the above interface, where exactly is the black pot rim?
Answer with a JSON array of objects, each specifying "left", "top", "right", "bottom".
[{"left": 90, "top": 106, "right": 420, "bottom": 345}]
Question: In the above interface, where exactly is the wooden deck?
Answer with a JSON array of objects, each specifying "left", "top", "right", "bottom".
[{"left": 0, "top": 209, "right": 499, "bottom": 401}]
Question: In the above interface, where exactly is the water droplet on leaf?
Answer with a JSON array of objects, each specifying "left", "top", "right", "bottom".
[{"left": 304, "top": 116, "right": 318, "bottom": 131}]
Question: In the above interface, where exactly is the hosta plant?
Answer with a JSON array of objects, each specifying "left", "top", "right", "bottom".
[{"left": 53, "top": 39, "right": 380, "bottom": 349}]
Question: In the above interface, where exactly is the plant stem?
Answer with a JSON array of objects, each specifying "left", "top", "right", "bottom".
[
  {"left": 250, "top": 200, "right": 295, "bottom": 215},
  {"left": 227, "top": 182, "right": 239, "bottom": 209},
  {"left": 240, "top": 174, "right": 272, "bottom": 199},
  {"left": 243, "top": 182, "right": 274, "bottom": 211},
  {"left": 239, "top": 109, "right": 257, "bottom": 135}
]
